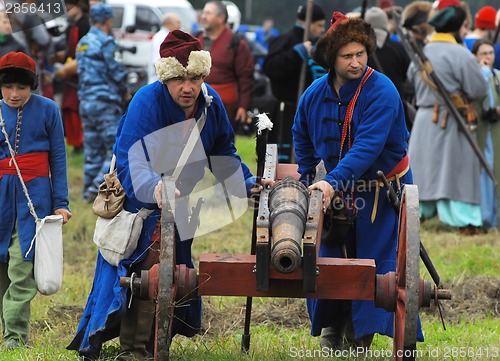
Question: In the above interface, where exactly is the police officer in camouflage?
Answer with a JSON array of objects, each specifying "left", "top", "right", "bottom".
[{"left": 76, "top": 3, "right": 129, "bottom": 202}]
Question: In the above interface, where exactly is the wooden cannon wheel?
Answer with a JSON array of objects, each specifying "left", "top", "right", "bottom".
[
  {"left": 155, "top": 176, "right": 177, "bottom": 360},
  {"left": 150, "top": 176, "right": 200, "bottom": 361},
  {"left": 393, "top": 184, "right": 420, "bottom": 361}
]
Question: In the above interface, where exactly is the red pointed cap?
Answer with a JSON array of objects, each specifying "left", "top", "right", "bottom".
[{"left": 328, "top": 11, "right": 348, "bottom": 32}]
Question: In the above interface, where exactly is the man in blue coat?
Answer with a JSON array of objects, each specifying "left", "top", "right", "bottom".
[
  {"left": 68, "top": 29, "right": 271, "bottom": 360},
  {"left": 292, "top": 12, "right": 422, "bottom": 351}
]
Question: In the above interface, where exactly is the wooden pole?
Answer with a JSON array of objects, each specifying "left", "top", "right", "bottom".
[
  {"left": 293, "top": 0, "right": 314, "bottom": 164},
  {"left": 296, "top": 0, "right": 313, "bottom": 104}
]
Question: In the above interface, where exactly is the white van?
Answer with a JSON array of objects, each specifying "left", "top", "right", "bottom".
[{"left": 104, "top": 0, "right": 197, "bottom": 68}]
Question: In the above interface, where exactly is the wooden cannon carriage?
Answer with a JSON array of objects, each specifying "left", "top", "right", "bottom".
[{"left": 120, "top": 144, "right": 451, "bottom": 361}]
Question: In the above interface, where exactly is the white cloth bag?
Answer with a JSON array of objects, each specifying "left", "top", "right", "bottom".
[
  {"left": 93, "top": 208, "right": 153, "bottom": 267},
  {"left": 31, "top": 215, "right": 64, "bottom": 295},
  {"left": 1, "top": 106, "right": 65, "bottom": 296}
]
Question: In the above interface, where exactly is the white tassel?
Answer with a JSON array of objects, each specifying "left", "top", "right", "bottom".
[{"left": 255, "top": 113, "right": 273, "bottom": 135}]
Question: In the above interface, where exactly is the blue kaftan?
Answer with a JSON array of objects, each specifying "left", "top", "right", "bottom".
[
  {"left": 293, "top": 67, "right": 423, "bottom": 341},
  {"left": 0, "top": 95, "right": 69, "bottom": 262},
  {"left": 68, "top": 81, "right": 256, "bottom": 358}
]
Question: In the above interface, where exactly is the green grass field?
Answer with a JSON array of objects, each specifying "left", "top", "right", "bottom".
[{"left": 1, "top": 136, "right": 499, "bottom": 360}]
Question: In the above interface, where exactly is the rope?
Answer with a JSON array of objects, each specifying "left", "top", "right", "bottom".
[
  {"left": 338, "top": 67, "right": 374, "bottom": 216},
  {"left": 0, "top": 103, "right": 39, "bottom": 221}
]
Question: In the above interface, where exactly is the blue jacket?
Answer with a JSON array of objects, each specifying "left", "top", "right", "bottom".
[
  {"left": 76, "top": 27, "right": 128, "bottom": 104},
  {"left": 293, "top": 67, "right": 422, "bottom": 341},
  {"left": 0, "top": 95, "right": 69, "bottom": 261},
  {"left": 293, "top": 68, "right": 410, "bottom": 189},
  {"left": 68, "top": 81, "right": 256, "bottom": 358}
]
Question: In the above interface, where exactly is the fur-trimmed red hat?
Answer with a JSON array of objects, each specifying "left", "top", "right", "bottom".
[
  {"left": 313, "top": 12, "right": 376, "bottom": 70},
  {"left": 155, "top": 30, "right": 211, "bottom": 83}
]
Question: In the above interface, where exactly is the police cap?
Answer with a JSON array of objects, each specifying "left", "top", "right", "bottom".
[{"left": 90, "top": 4, "right": 113, "bottom": 23}]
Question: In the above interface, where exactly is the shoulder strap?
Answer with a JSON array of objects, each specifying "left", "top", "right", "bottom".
[
  {"left": 337, "top": 67, "right": 375, "bottom": 216},
  {"left": 229, "top": 32, "right": 245, "bottom": 56},
  {"left": 111, "top": 84, "right": 214, "bottom": 185},
  {"left": 137, "top": 207, "right": 154, "bottom": 219},
  {"left": 109, "top": 154, "right": 117, "bottom": 172},
  {"left": 171, "top": 83, "right": 213, "bottom": 180}
]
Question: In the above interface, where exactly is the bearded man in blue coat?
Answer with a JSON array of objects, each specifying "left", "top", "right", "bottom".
[
  {"left": 68, "top": 29, "right": 271, "bottom": 360},
  {"left": 292, "top": 12, "right": 423, "bottom": 351}
]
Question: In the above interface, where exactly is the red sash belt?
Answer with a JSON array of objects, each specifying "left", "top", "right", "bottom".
[
  {"left": 0, "top": 152, "right": 50, "bottom": 182},
  {"left": 210, "top": 82, "right": 238, "bottom": 104},
  {"left": 355, "top": 154, "right": 410, "bottom": 223},
  {"left": 386, "top": 154, "right": 409, "bottom": 179}
]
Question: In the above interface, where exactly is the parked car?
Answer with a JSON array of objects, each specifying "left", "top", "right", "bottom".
[{"left": 104, "top": 0, "right": 197, "bottom": 68}]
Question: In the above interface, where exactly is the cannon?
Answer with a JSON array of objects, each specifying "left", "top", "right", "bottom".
[
  {"left": 120, "top": 144, "right": 451, "bottom": 361},
  {"left": 268, "top": 176, "right": 309, "bottom": 274}
]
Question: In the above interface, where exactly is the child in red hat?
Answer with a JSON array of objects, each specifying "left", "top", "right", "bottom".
[{"left": 0, "top": 52, "right": 71, "bottom": 349}]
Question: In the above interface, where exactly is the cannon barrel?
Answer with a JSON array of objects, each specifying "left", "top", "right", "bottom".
[{"left": 268, "top": 176, "right": 309, "bottom": 273}]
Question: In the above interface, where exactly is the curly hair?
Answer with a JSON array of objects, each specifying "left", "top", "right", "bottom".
[{"left": 312, "top": 17, "right": 376, "bottom": 70}]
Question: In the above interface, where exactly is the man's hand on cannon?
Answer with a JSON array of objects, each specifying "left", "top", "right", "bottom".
[
  {"left": 308, "top": 180, "right": 334, "bottom": 213},
  {"left": 251, "top": 178, "right": 275, "bottom": 194},
  {"left": 153, "top": 180, "right": 180, "bottom": 209},
  {"left": 154, "top": 178, "right": 275, "bottom": 208}
]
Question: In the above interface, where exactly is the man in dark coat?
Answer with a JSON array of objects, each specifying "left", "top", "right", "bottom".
[
  {"left": 365, "top": 6, "right": 412, "bottom": 130},
  {"left": 263, "top": 2, "right": 326, "bottom": 163}
]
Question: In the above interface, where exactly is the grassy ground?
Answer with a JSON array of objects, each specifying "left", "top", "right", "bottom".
[{"left": 1, "top": 136, "right": 499, "bottom": 360}]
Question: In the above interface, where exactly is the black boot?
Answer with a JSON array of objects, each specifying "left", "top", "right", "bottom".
[{"left": 118, "top": 298, "right": 156, "bottom": 361}]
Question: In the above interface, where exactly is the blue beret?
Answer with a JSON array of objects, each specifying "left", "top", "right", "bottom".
[{"left": 90, "top": 4, "right": 113, "bottom": 22}]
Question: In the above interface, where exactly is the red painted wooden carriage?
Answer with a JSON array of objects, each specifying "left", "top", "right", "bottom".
[{"left": 120, "top": 144, "right": 450, "bottom": 361}]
